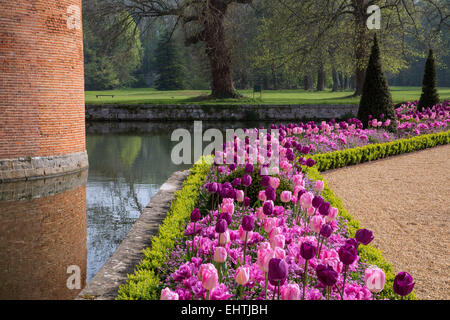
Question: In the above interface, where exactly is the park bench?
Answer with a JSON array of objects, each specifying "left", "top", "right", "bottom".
[{"left": 96, "top": 95, "right": 115, "bottom": 98}]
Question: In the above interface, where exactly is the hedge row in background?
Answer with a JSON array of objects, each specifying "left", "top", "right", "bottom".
[
  {"left": 311, "top": 131, "right": 450, "bottom": 172},
  {"left": 116, "top": 157, "right": 212, "bottom": 300}
]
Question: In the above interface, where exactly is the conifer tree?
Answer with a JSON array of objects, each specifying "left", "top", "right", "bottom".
[
  {"left": 358, "top": 34, "right": 397, "bottom": 132},
  {"left": 154, "top": 34, "right": 185, "bottom": 90},
  {"left": 418, "top": 49, "right": 440, "bottom": 110}
]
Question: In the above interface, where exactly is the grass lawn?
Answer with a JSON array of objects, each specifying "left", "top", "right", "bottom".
[{"left": 85, "top": 86, "right": 450, "bottom": 105}]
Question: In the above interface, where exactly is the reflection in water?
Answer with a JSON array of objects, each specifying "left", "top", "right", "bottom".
[
  {"left": 0, "top": 170, "right": 88, "bottom": 300},
  {"left": 85, "top": 128, "right": 192, "bottom": 281}
]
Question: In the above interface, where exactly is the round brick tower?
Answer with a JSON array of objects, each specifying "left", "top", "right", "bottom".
[{"left": 0, "top": 0, "right": 88, "bottom": 182}]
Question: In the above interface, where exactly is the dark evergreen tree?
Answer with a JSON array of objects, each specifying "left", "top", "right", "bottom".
[
  {"left": 418, "top": 49, "right": 440, "bottom": 110},
  {"left": 358, "top": 34, "right": 397, "bottom": 132},
  {"left": 154, "top": 33, "right": 186, "bottom": 90}
]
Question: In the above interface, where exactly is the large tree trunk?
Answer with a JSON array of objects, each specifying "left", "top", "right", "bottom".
[
  {"left": 204, "top": 1, "right": 238, "bottom": 98},
  {"left": 332, "top": 68, "right": 340, "bottom": 92},
  {"left": 353, "top": 0, "right": 371, "bottom": 96},
  {"left": 316, "top": 63, "right": 326, "bottom": 91}
]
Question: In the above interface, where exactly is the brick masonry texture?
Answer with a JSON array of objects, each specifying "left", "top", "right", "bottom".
[
  {"left": 0, "top": 171, "right": 87, "bottom": 299},
  {"left": 85, "top": 104, "right": 359, "bottom": 122},
  {"left": 0, "top": 1, "right": 87, "bottom": 169}
]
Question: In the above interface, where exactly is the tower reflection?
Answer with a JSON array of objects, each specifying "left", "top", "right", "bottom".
[{"left": 0, "top": 170, "right": 88, "bottom": 300}]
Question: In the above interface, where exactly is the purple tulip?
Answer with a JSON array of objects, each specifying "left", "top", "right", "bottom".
[
  {"left": 229, "top": 163, "right": 237, "bottom": 171},
  {"left": 316, "top": 264, "right": 338, "bottom": 287},
  {"left": 268, "top": 258, "right": 288, "bottom": 286},
  {"left": 320, "top": 224, "right": 333, "bottom": 238},
  {"left": 261, "top": 175, "right": 270, "bottom": 187},
  {"left": 312, "top": 195, "right": 324, "bottom": 209},
  {"left": 242, "top": 215, "right": 255, "bottom": 232},
  {"left": 215, "top": 219, "right": 228, "bottom": 234},
  {"left": 223, "top": 182, "right": 232, "bottom": 189},
  {"left": 355, "top": 228, "right": 374, "bottom": 245},
  {"left": 301, "top": 146, "right": 310, "bottom": 155},
  {"left": 245, "top": 163, "right": 254, "bottom": 173},
  {"left": 190, "top": 208, "right": 201, "bottom": 222},
  {"left": 338, "top": 243, "right": 358, "bottom": 265},
  {"left": 244, "top": 196, "right": 250, "bottom": 208},
  {"left": 393, "top": 272, "right": 415, "bottom": 297},
  {"left": 263, "top": 200, "right": 274, "bottom": 216},
  {"left": 218, "top": 211, "right": 232, "bottom": 226},
  {"left": 345, "top": 238, "right": 358, "bottom": 248},
  {"left": 300, "top": 241, "right": 317, "bottom": 260},
  {"left": 306, "top": 158, "right": 316, "bottom": 167},
  {"left": 242, "top": 174, "right": 252, "bottom": 187},
  {"left": 207, "top": 182, "right": 218, "bottom": 194},
  {"left": 318, "top": 202, "right": 330, "bottom": 216},
  {"left": 265, "top": 186, "right": 276, "bottom": 201},
  {"left": 232, "top": 178, "right": 241, "bottom": 187}
]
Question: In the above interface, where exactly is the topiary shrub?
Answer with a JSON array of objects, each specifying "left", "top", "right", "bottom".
[
  {"left": 418, "top": 49, "right": 440, "bottom": 111},
  {"left": 357, "top": 34, "right": 397, "bottom": 132}
]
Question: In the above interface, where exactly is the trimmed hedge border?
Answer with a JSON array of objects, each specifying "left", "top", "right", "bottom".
[
  {"left": 116, "top": 130, "right": 449, "bottom": 300},
  {"left": 310, "top": 131, "right": 450, "bottom": 172}
]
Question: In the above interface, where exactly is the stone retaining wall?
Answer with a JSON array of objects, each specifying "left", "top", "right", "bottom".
[
  {"left": 0, "top": 151, "right": 89, "bottom": 183},
  {"left": 86, "top": 104, "right": 359, "bottom": 122}
]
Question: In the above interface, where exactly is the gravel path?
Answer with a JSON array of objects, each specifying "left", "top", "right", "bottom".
[{"left": 322, "top": 144, "right": 450, "bottom": 300}]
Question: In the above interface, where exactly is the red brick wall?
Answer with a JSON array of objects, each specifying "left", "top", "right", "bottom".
[
  {"left": 0, "top": 0, "right": 85, "bottom": 159},
  {"left": 0, "top": 185, "right": 87, "bottom": 300}
]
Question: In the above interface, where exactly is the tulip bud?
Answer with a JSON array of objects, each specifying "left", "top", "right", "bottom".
[{"left": 235, "top": 266, "right": 250, "bottom": 286}]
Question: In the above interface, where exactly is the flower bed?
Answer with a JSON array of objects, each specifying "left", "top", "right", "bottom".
[{"left": 117, "top": 101, "right": 449, "bottom": 301}]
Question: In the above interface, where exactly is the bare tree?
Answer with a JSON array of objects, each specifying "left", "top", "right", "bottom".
[{"left": 89, "top": 0, "right": 253, "bottom": 98}]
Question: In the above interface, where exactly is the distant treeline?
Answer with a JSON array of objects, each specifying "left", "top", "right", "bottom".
[{"left": 83, "top": 0, "right": 450, "bottom": 92}]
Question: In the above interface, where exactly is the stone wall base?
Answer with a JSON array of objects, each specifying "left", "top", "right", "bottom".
[{"left": 0, "top": 151, "right": 89, "bottom": 183}]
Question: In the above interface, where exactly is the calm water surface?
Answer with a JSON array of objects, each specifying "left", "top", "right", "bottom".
[{"left": 0, "top": 120, "right": 275, "bottom": 299}]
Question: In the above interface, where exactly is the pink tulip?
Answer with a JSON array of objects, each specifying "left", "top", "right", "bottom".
[
  {"left": 257, "top": 242, "right": 274, "bottom": 273},
  {"left": 326, "top": 207, "right": 339, "bottom": 222},
  {"left": 273, "top": 247, "right": 286, "bottom": 259},
  {"left": 218, "top": 230, "right": 230, "bottom": 246},
  {"left": 239, "top": 225, "right": 253, "bottom": 242},
  {"left": 271, "top": 234, "right": 285, "bottom": 249},
  {"left": 300, "top": 191, "right": 314, "bottom": 209},
  {"left": 160, "top": 287, "right": 179, "bottom": 300},
  {"left": 269, "top": 177, "right": 280, "bottom": 189},
  {"left": 306, "top": 206, "right": 316, "bottom": 216},
  {"left": 236, "top": 189, "right": 244, "bottom": 203},
  {"left": 292, "top": 174, "right": 304, "bottom": 186},
  {"left": 235, "top": 266, "right": 250, "bottom": 286},
  {"left": 280, "top": 191, "right": 292, "bottom": 203},
  {"left": 222, "top": 202, "right": 234, "bottom": 215},
  {"left": 281, "top": 283, "right": 301, "bottom": 300},
  {"left": 264, "top": 217, "right": 277, "bottom": 233},
  {"left": 198, "top": 263, "right": 219, "bottom": 291},
  {"left": 315, "top": 180, "right": 325, "bottom": 192},
  {"left": 364, "top": 267, "right": 386, "bottom": 293},
  {"left": 310, "top": 215, "right": 324, "bottom": 233},
  {"left": 293, "top": 185, "right": 305, "bottom": 197},
  {"left": 268, "top": 226, "right": 281, "bottom": 241},
  {"left": 258, "top": 190, "right": 267, "bottom": 202},
  {"left": 213, "top": 246, "right": 227, "bottom": 263},
  {"left": 256, "top": 207, "right": 266, "bottom": 221}
]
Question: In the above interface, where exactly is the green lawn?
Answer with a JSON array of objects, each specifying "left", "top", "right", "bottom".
[{"left": 85, "top": 86, "right": 450, "bottom": 105}]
